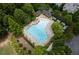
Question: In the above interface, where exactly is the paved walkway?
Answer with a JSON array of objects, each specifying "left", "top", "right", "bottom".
[{"left": 17, "top": 37, "right": 33, "bottom": 51}]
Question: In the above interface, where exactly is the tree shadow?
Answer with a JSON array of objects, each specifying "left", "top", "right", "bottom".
[{"left": 0, "top": 32, "right": 8, "bottom": 43}]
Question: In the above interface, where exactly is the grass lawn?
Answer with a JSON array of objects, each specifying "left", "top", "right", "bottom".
[{"left": 0, "top": 43, "right": 16, "bottom": 55}]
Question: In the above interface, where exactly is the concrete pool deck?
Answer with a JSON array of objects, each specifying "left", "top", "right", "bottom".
[{"left": 23, "top": 14, "right": 54, "bottom": 46}]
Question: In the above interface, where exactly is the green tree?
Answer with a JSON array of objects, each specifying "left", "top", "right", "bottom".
[
  {"left": 8, "top": 17, "right": 22, "bottom": 36},
  {"left": 63, "top": 14, "right": 72, "bottom": 25},
  {"left": 53, "top": 10, "right": 62, "bottom": 19},
  {"left": 21, "top": 4, "right": 35, "bottom": 15},
  {"left": 59, "top": 3, "right": 65, "bottom": 11},
  {"left": 73, "top": 22, "right": 79, "bottom": 35},
  {"left": 32, "top": 46, "right": 46, "bottom": 55},
  {"left": 3, "top": 15, "right": 13, "bottom": 29},
  {"left": 62, "top": 10, "right": 68, "bottom": 16},
  {"left": 15, "top": 4, "right": 24, "bottom": 8},
  {"left": 2, "top": 4, "right": 16, "bottom": 15},
  {"left": 49, "top": 4, "right": 59, "bottom": 11},
  {"left": 14, "top": 9, "right": 28, "bottom": 26},
  {"left": 0, "top": 9, "right": 8, "bottom": 39},
  {"left": 21, "top": 3, "right": 36, "bottom": 21},
  {"left": 52, "top": 21, "right": 63, "bottom": 37},
  {"left": 51, "top": 45, "right": 71, "bottom": 55},
  {"left": 32, "top": 3, "right": 50, "bottom": 11},
  {"left": 72, "top": 10, "right": 79, "bottom": 22},
  {"left": 0, "top": 9, "right": 5, "bottom": 24},
  {"left": 62, "top": 32, "right": 74, "bottom": 41},
  {"left": 48, "top": 39, "right": 72, "bottom": 55},
  {"left": 72, "top": 10, "right": 79, "bottom": 35}
]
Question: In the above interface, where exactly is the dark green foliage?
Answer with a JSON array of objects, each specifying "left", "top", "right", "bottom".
[
  {"left": 51, "top": 45, "right": 71, "bottom": 55},
  {"left": 2, "top": 15, "right": 14, "bottom": 29},
  {"left": 53, "top": 10, "right": 62, "bottom": 17},
  {"left": 62, "top": 10, "right": 68, "bottom": 16},
  {"left": 0, "top": 25, "right": 8, "bottom": 39},
  {"left": 32, "top": 46, "right": 47, "bottom": 55},
  {"left": 72, "top": 10, "right": 79, "bottom": 22},
  {"left": 21, "top": 4, "right": 35, "bottom": 15},
  {"left": 53, "top": 10, "right": 63, "bottom": 21},
  {"left": 73, "top": 22, "right": 79, "bottom": 35},
  {"left": 62, "top": 32, "right": 74, "bottom": 41},
  {"left": 15, "top": 4, "right": 24, "bottom": 8},
  {"left": 63, "top": 28, "right": 74, "bottom": 41},
  {"left": 14, "top": 8, "right": 35, "bottom": 26},
  {"left": 32, "top": 3, "right": 50, "bottom": 11},
  {"left": 14, "top": 9, "right": 28, "bottom": 26},
  {"left": 59, "top": 3, "right": 65, "bottom": 11},
  {"left": 0, "top": 9, "right": 5, "bottom": 23},
  {"left": 1, "top": 4, "right": 16, "bottom": 15},
  {"left": 0, "top": 9, "right": 8, "bottom": 39},
  {"left": 49, "top": 37, "right": 72, "bottom": 55},
  {"left": 62, "top": 14, "right": 72, "bottom": 25},
  {"left": 8, "top": 17, "right": 22, "bottom": 36},
  {"left": 21, "top": 4, "right": 36, "bottom": 21},
  {"left": 72, "top": 10, "right": 79, "bottom": 35},
  {"left": 49, "top": 4, "right": 60, "bottom": 11}
]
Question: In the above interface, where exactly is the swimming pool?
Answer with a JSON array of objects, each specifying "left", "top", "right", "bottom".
[{"left": 26, "top": 18, "right": 50, "bottom": 44}]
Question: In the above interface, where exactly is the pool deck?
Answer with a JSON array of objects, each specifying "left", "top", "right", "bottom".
[
  {"left": 23, "top": 14, "right": 54, "bottom": 46},
  {"left": 17, "top": 37, "right": 33, "bottom": 51}
]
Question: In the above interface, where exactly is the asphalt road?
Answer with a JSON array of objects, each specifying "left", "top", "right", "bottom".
[{"left": 66, "top": 36, "right": 79, "bottom": 55}]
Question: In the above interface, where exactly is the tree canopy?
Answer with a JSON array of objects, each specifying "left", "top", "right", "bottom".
[
  {"left": 52, "top": 21, "right": 63, "bottom": 37},
  {"left": 0, "top": 3, "right": 79, "bottom": 55},
  {"left": 32, "top": 46, "right": 46, "bottom": 55}
]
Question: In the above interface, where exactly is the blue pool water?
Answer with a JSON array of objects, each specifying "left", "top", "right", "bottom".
[{"left": 26, "top": 18, "right": 49, "bottom": 44}]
